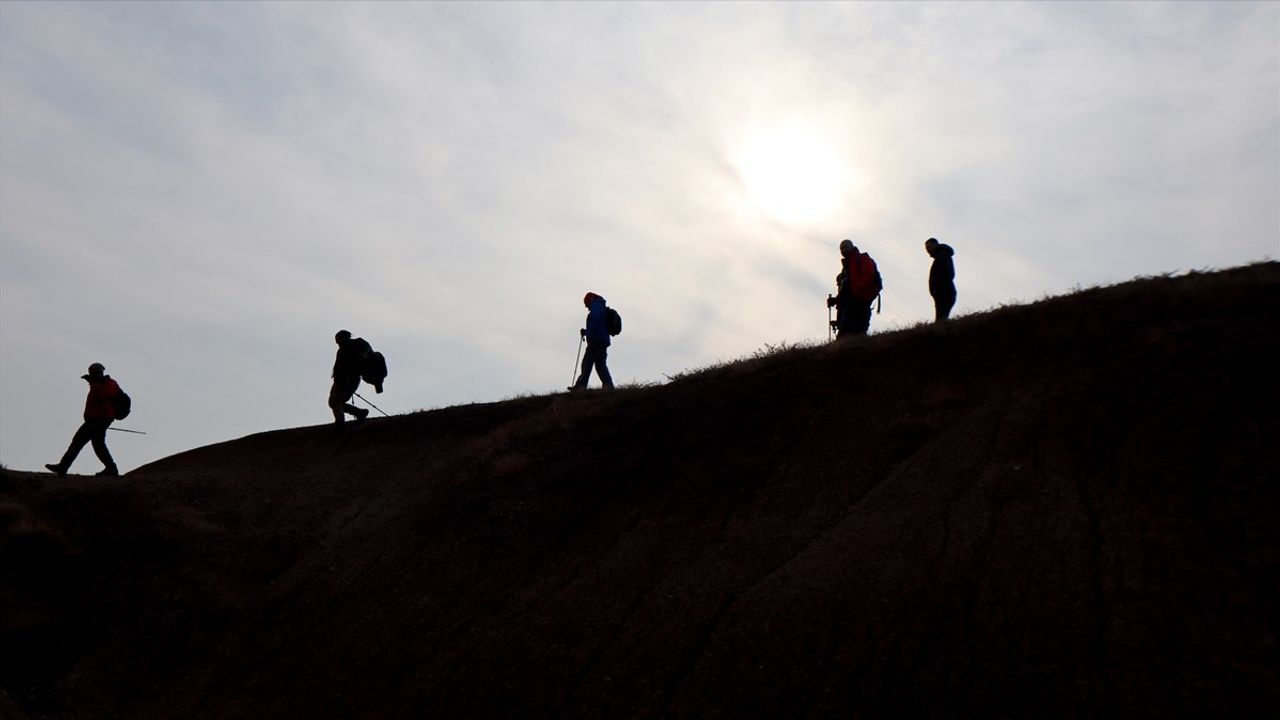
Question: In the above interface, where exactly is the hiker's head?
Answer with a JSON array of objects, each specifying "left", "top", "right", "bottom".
[
  {"left": 925, "top": 237, "right": 939, "bottom": 253},
  {"left": 86, "top": 363, "right": 105, "bottom": 378},
  {"left": 583, "top": 292, "right": 600, "bottom": 307},
  {"left": 335, "top": 330, "right": 352, "bottom": 345},
  {"left": 839, "top": 239, "right": 855, "bottom": 256}
]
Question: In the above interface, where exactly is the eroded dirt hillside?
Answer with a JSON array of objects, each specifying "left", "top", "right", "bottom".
[{"left": 3, "top": 264, "right": 1278, "bottom": 718}]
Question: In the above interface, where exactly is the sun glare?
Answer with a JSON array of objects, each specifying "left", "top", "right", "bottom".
[{"left": 734, "top": 123, "right": 850, "bottom": 226}]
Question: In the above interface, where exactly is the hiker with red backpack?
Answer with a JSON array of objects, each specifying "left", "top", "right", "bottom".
[
  {"left": 826, "top": 239, "right": 883, "bottom": 338},
  {"left": 569, "top": 292, "right": 618, "bottom": 391},
  {"left": 45, "top": 362, "right": 125, "bottom": 477}
]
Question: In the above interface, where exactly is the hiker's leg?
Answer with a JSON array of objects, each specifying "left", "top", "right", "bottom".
[
  {"left": 935, "top": 287, "right": 956, "bottom": 321},
  {"left": 594, "top": 345, "right": 614, "bottom": 389},
  {"left": 88, "top": 419, "right": 116, "bottom": 472},
  {"left": 854, "top": 303, "right": 872, "bottom": 334},
  {"left": 329, "top": 385, "right": 344, "bottom": 424},
  {"left": 338, "top": 379, "right": 365, "bottom": 418},
  {"left": 842, "top": 302, "right": 870, "bottom": 337},
  {"left": 329, "top": 381, "right": 355, "bottom": 424},
  {"left": 574, "top": 345, "right": 599, "bottom": 389},
  {"left": 57, "top": 421, "right": 94, "bottom": 470}
]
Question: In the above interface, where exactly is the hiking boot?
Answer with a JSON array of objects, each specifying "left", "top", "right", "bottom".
[
  {"left": 96, "top": 466, "right": 119, "bottom": 477},
  {"left": 45, "top": 463, "right": 68, "bottom": 477},
  {"left": 354, "top": 407, "right": 370, "bottom": 421}
]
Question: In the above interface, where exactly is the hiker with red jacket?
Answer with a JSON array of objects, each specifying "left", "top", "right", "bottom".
[
  {"left": 826, "top": 239, "right": 883, "bottom": 338},
  {"left": 569, "top": 292, "right": 615, "bottom": 391},
  {"left": 45, "top": 363, "right": 121, "bottom": 477},
  {"left": 925, "top": 237, "right": 957, "bottom": 322},
  {"left": 330, "top": 329, "right": 371, "bottom": 427}
]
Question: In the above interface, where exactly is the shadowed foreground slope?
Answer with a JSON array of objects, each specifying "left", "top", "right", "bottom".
[{"left": 3, "top": 264, "right": 1278, "bottom": 719}]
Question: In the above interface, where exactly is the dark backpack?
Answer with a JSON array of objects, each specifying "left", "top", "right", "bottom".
[
  {"left": 604, "top": 307, "right": 622, "bottom": 336},
  {"left": 362, "top": 351, "right": 387, "bottom": 393},
  {"left": 112, "top": 388, "right": 132, "bottom": 420}
]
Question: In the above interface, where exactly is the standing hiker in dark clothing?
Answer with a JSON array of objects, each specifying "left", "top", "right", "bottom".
[
  {"left": 46, "top": 363, "right": 121, "bottom": 477},
  {"left": 569, "top": 292, "right": 615, "bottom": 391},
  {"left": 330, "top": 329, "right": 371, "bottom": 426},
  {"left": 925, "top": 237, "right": 957, "bottom": 322},
  {"left": 826, "top": 239, "right": 882, "bottom": 338}
]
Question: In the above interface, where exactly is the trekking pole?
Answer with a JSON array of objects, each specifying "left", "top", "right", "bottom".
[
  {"left": 875, "top": 292, "right": 882, "bottom": 314},
  {"left": 353, "top": 392, "right": 389, "bottom": 417},
  {"left": 571, "top": 334, "right": 585, "bottom": 386},
  {"left": 827, "top": 296, "right": 834, "bottom": 341},
  {"left": 109, "top": 427, "right": 147, "bottom": 435}
]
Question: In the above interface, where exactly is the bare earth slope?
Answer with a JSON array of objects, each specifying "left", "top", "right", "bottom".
[{"left": 3, "top": 264, "right": 1278, "bottom": 719}]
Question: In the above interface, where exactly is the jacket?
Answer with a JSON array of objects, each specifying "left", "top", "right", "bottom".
[
  {"left": 928, "top": 243, "right": 956, "bottom": 294},
  {"left": 584, "top": 297, "right": 611, "bottom": 346},
  {"left": 84, "top": 376, "right": 121, "bottom": 420},
  {"left": 333, "top": 337, "right": 372, "bottom": 381}
]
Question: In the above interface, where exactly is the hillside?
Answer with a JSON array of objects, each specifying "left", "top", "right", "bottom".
[{"left": 3, "top": 263, "right": 1279, "bottom": 719}]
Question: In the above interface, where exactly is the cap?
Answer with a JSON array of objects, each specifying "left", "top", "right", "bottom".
[
  {"left": 86, "top": 362, "right": 105, "bottom": 377},
  {"left": 583, "top": 292, "right": 599, "bottom": 306},
  {"left": 335, "top": 329, "right": 352, "bottom": 342}
]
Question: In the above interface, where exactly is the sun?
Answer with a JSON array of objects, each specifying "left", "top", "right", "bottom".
[{"left": 733, "top": 122, "right": 850, "bottom": 226}]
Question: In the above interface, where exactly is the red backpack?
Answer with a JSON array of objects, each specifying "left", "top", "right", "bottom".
[{"left": 845, "top": 252, "right": 883, "bottom": 304}]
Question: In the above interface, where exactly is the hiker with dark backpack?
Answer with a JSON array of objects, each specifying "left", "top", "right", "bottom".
[
  {"left": 329, "top": 329, "right": 372, "bottom": 426},
  {"left": 826, "top": 239, "right": 882, "bottom": 338},
  {"left": 925, "top": 237, "right": 957, "bottom": 322},
  {"left": 569, "top": 292, "right": 618, "bottom": 391},
  {"left": 45, "top": 362, "right": 125, "bottom": 477}
]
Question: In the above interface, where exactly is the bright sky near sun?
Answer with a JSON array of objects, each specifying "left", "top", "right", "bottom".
[
  {"left": 1, "top": 1, "right": 1277, "bottom": 473},
  {"left": 735, "top": 119, "right": 854, "bottom": 227}
]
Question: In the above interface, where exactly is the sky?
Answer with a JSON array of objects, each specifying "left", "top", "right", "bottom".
[{"left": 2, "top": 1, "right": 1277, "bottom": 473}]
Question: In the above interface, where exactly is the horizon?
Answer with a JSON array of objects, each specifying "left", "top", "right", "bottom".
[{"left": 2, "top": 1, "right": 1277, "bottom": 472}]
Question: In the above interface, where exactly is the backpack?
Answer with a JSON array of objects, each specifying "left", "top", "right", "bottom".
[
  {"left": 846, "top": 253, "right": 883, "bottom": 304},
  {"left": 361, "top": 350, "right": 387, "bottom": 393},
  {"left": 112, "top": 388, "right": 132, "bottom": 420},
  {"left": 604, "top": 307, "right": 622, "bottom": 336}
]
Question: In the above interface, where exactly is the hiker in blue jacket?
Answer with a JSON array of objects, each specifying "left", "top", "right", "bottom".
[{"left": 570, "top": 292, "right": 615, "bottom": 391}]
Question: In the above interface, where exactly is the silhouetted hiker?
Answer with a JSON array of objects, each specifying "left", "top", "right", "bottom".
[
  {"left": 45, "top": 363, "right": 122, "bottom": 477},
  {"left": 925, "top": 237, "right": 956, "bottom": 322},
  {"left": 330, "top": 330, "right": 371, "bottom": 426},
  {"left": 569, "top": 292, "right": 616, "bottom": 391},
  {"left": 826, "top": 239, "right": 882, "bottom": 338}
]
